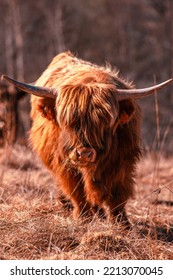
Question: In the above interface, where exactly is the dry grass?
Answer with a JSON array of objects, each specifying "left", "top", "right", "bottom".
[{"left": 0, "top": 144, "right": 173, "bottom": 260}]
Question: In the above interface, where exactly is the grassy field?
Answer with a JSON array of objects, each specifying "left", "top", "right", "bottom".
[{"left": 0, "top": 144, "right": 173, "bottom": 260}]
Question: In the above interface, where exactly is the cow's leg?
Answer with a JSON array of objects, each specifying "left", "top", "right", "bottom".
[
  {"left": 57, "top": 171, "right": 93, "bottom": 220},
  {"left": 107, "top": 183, "right": 132, "bottom": 228}
]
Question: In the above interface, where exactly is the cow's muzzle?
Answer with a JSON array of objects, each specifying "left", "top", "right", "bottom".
[{"left": 76, "top": 147, "right": 96, "bottom": 163}]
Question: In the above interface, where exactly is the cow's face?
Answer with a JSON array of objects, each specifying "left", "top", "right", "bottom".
[{"left": 56, "top": 84, "right": 121, "bottom": 168}]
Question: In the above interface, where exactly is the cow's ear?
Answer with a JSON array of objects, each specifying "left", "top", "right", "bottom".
[
  {"left": 37, "top": 98, "right": 56, "bottom": 121},
  {"left": 118, "top": 100, "right": 136, "bottom": 125}
]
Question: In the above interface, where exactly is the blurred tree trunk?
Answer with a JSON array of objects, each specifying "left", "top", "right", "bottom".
[
  {"left": 11, "top": 0, "right": 24, "bottom": 80},
  {"left": 41, "top": 0, "right": 65, "bottom": 59},
  {"left": 3, "top": 0, "right": 24, "bottom": 144},
  {"left": 4, "top": 3, "right": 14, "bottom": 78},
  {"left": 54, "top": 1, "right": 65, "bottom": 53},
  {"left": 167, "top": 0, "right": 173, "bottom": 103}
]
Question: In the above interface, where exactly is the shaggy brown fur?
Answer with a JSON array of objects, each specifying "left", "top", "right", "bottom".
[{"left": 30, "top": 52, "right": 141, "bottom": 224}]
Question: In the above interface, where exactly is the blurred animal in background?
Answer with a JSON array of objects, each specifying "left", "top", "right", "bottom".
[
  {"left": 2, "top": 52, "right": 173, "bottom": 226},
  {"left": 0, "top": 80, "right": 26, "bottom": 145}
]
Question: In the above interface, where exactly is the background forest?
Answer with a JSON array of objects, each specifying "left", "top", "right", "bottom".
[{"left": 0, "top": 0, "right": 173, "bottom": 153}]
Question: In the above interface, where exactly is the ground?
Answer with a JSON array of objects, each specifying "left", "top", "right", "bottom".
[{"left": 0, "top": 145, "right": 173, "bottom": 260}]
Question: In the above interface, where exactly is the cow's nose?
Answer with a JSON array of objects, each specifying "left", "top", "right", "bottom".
[{"left": 76, "top": 148, "right": 96, "bottom": 163}]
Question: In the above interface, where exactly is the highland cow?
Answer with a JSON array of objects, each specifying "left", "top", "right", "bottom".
[{"left": 2, "top": 52, "right": 173, "bottom": 225}]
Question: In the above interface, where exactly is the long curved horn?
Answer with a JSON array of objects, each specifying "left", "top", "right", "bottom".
[
  {"left": 1, "top": 75, "right": 57, "bottom": 99},
  {"left": 116, "top": 78, "right": 173, "bottom": 101}
]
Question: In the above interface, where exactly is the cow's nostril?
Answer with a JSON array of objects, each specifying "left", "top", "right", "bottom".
[
  {"left": 76, "top": 149, "right": 81, "bottom": 158},
  {"left": 87, "top": 151, "right": 92, "bottom": 159}
]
